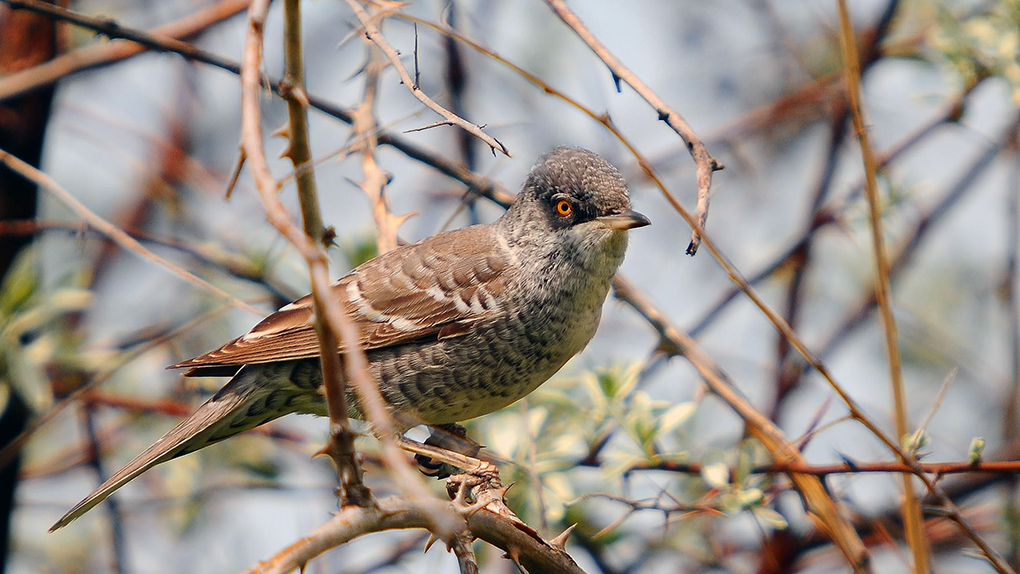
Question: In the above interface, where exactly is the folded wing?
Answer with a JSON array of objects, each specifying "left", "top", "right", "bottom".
[{"left": 171, "top": 226, "right": 510, "bottom": 375}]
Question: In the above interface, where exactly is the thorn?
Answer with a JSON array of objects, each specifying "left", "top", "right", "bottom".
[
  {"left": 504, "top": 546, "right": 525, "bottom": 573},
  {"left": 550, "top": 523, "right": 576, "bottom": 551},
  {"left": 424, "top": 533, "right": 439, "bottom": 553},
  {"left": 272, "top": 122, "right": 291, "bottom": 139},
  {"left": 312, "top": 444, "right": 331, "bottom": 459},
  {"left": 225, "top": 150, "right": 246, "bottom": 200},
  {"left": 456, "top": 497, "right": 489, "bottom": 519},
  {"left": 498, "top": 482, "right": 515, "bottom": 498},
  {"left": 393, "top": 211, "right": 417, "bottom": 227}
]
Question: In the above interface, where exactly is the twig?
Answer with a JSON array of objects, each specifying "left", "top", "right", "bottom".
[
  {"left": 0, "top": 148, "right": 262, "bottom": 316},
  {"left": 350, "top": 9, "right": 410, "bottom": 254},
  {"left": 79, "top": 405, "right": 125, "bottom": 574},
  {"left": 276, "top": 0, "right": 371, "bottom": 506},
  {"left": 0, "top": 0, "right": 250, "bottom": 101},
  {"left": 598, "top": 458, "right": 1020, "bottom": 477},
  {"left": 835, "top": 2, "right": 929, "bottom": 570},
  {"left": 541, "top": 0, "right": 721, "bottom": 254},
  {"left": 342, "top": 0, "right": 509, "bottom": 157}
]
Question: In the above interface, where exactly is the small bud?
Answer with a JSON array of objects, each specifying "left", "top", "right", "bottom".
[
  {"left": 901, "top": 429, "right": 931, "bottom": 454},
  {"left": 968, "top": 437, "right": 986, "bottom": 464}
]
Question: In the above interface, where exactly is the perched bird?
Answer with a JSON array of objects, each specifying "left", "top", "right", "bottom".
[{"left": 51, "top": 147, "right": 649, "bottom": 530}]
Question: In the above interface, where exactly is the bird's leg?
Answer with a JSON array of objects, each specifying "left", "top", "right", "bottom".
[
  {"left": 393, "top": 433, "right": 494, "bottom": 474},
  {"left": 414, "top": 423, "right": 483, "bottom": 478}
]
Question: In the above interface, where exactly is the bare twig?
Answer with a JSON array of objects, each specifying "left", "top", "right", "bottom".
[
  {"left": 350, "top": 9, "right": 410, "bottom": 254},
  {"left": 541, "top": 0, "right": 721, "bottom": 254},
  {"left": 277, "top": 0, "right": 371, "bottom": 506},
  {"left": 342, "top": 0, "right": 509, "bottom": 157},
  {"left": 598, "top": 457, "right": 1020, "bottom": 477},
  {"left": 0, "top": 148, "right": 262, "bottom": 316},
  {"left": 0, "top": 0, "right": 250, "bottom": 101},
  {"left": 834, "top": 2, "right": 929, "bottom": 570}
]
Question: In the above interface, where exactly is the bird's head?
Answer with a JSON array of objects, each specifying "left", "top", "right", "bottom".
[{"left": 502, "top": 147, "right": 649, "bottom": 269}]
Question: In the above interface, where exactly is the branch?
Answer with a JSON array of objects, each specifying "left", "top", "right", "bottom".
[
  {"left": 349, "top": 7, "right": 410, "bottom": 254},
  {"left": 0, "top": 149, "right": 262, "bottom": 316},
  {"left": 342, "top": 0, "right": 510, "bottom": 157},
  {"left": 244, "top": 495, "right": 586, "bottom": 574},
  {"left": 604, "top": 458, "right": 1020, "bottom": 477},
  {"left": 276, "top": 0, "right": 370, "bottom": 506},
  {"left": 834, "top": 3, "right": 929, "bottom": 572},
  {"left": 541, "top": 0, "right": 721, "bottom": 254},
  {"left": 0, "top": 0, "right": 250, "bottom": 101},
  {"left": 610, "top": 276, "right": 871, "bottom": 571}
]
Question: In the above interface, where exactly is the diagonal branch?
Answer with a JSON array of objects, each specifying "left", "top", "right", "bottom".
[
  {"left": 0, "top": 148, "right": 262, "bottom": 316},
  {"left": 342, "top": 0, "right": 510, "bottom": 157},
  {"left": 541, "top": 0, "right": 721, "bottom": 254}
]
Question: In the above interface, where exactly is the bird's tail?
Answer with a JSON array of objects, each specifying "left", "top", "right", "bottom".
[{"left": 50, "top": 366, "right": 292, "bottom": 532}]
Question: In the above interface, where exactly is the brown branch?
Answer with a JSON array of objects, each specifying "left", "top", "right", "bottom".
[
  {"left": 541, "top": 0, "right": 721, "bottom": 254},
  {"left": 610, "top": 276, "right": 871, "bottom": 571},
  {"left": 834, "top": 2, "right": 929, "bottom": 570},
  {"left": 276, "top": 0, "right": 371, "bottom": 506},
  {"left": 0, "top": 149, "right": 262, "bottom": 316},
  {"left": 350, "top": 8, "right": 409, "bottom": 254},
  {"left": 609, "top": 458, "right": 1020, "bottom": 477},
  {"left": 244, "top": 495, "right": 586, "bottom": 574},
  {"left": 0, "top": 0, "right": 250, "bottom": 101},
  {"left": 342, "top": 0, "right": 509, "bottom": 157}
]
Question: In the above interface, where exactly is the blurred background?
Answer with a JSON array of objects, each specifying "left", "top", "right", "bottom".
[{"left": 2, "top": 0, "right": 1019, "bottom": 572}]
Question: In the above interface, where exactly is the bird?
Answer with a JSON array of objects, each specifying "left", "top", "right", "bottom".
[{"left": 51, "top": 146, "right": 649, "bottom": 531}]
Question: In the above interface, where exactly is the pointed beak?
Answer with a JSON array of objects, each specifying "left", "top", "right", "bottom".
[{"left": 597, "top": 209, "right": 651, "bottom": 230}]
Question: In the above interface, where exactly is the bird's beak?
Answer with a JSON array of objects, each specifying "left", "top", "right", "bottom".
[{"left": 597, "top": 210, "right": 651, "bottom": 230}]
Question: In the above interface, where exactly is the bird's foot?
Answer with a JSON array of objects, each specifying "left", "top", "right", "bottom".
[{"left": 415, "top": 423, "right": 483, "bottom": 478}]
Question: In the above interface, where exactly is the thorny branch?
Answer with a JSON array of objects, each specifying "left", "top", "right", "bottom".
[
  {"left": 241, "top": 0, "right": 375, "bottom": 507},
  {"left": 541, "top": 0, "right": 721, "bottom": 254},
  {"left": 342, "top": 0, "right": 510, "bottom": 157}
]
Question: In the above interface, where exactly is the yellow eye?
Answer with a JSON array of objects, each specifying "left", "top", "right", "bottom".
[{"left": 555, "top": 199, "right": 573, "bottom": 217}]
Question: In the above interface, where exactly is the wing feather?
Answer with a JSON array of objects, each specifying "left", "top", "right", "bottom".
[{"left": 170, "top": 225, "right": 509, "bottom": 373}]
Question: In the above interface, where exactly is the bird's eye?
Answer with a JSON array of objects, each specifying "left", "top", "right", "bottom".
[{"left": 555, "top": 199, "right": 573, "bottom": 217}]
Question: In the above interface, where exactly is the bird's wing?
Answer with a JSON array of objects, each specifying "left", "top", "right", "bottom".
[{"left": 170, "top": 226, "right": 511, "bottom": 373}]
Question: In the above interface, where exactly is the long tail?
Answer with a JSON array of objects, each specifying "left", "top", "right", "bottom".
[{"left": 50, "top": 366, "right": 295, "bottom": 531}]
